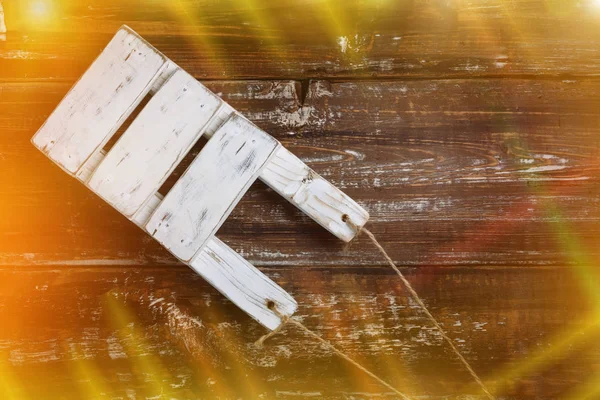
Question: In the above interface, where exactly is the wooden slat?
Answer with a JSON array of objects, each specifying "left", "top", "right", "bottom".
[
  {"left": 193, "top": 238, "right": 297, "bottom": 330},
  {"left": 28, "top": 25, "right": 297, "bottom": 330},
  {"left": 146, "top": 114, "right": 280, "bottom": 262},
  {"left": 261, "top": 146, "right": 369, "bottom": 242},
  {"left": 31, "top": 26, "right": 167, "bottom": 173},
  {"left": 88, "top": 68, "right": 222, "bottom": 217},
  {"left": 32, "top": 142, "right": 296, "bottom": 330},
  {"left": 193, "top": 98, "right": 370, "bottom": 242},
  {"left": 89, "top": 181, "right": 296, "bottom": 330}
]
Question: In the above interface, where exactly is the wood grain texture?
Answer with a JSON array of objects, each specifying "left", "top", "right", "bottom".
[
  {"left": 261, "top": 146, "right": 369, "bottom": 242},
  {"left": 88, "top": 68, "right": 222, "bottom": 217},
  {"left": 28, "top": 38, "right": 298, "bottom": 330},
  {"left": 2, "top": 1, "right": 600, "bottom": 397},
  {"left": 6, "top": 78, "right": 599, "bottom": 267},
  {"left": 193, "top": 238, "right": 297, "bottom": 331},
  {"left": 0, "top": 265, "right": 596, "bottom": 399},
  {"left": 201, "top": 103, "right": 371, "bottom": 242},
  {"left": 31, "top": 27, "right": 167, "bottom": 173},
  {"left": 147, "top": 114, "right": 280, "bottom": 262},
  {"left": 1, "top": 1, "right": 600, "bottom": 80}
]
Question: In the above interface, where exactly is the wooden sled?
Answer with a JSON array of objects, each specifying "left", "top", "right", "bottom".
[{"left": 32, "top": 26, "right": 369, "bottom": 331}]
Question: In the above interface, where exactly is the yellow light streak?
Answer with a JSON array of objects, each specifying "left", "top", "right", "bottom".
[
  {"left": 232, "top": 0, "right": 289, "bottom": 64},
  {"left": 165, "top": 0, "right": 230, "bottom": 78},
  {"left": 470, "top": 312, "right": 600, "bottom": 396},
  {"left": 68, "top": 344, "right": 110, "bottom": 399},
  {"left": 0, "top": 353, "right": 24, "bottom": 399},
  {"left": 30, "top": 0, "right": 51, "bottom": 19},
  {"left": 562, "top": 370, "right": 600, "bottom": 399},
  {"left": 104, "top": 292, "right": 174, "bottom": 398},
  {"left": 542, "top": 200, "right": 600, "bottom": 305},
  {"left": 16, "top": 0, "right": 59, "bottom": 30}
]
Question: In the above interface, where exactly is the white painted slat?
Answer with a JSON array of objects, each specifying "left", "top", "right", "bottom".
[
  {"left": 204, "top": 111, "right": 370, "bottom": 242},
  {"left": 0, "top": 1, "right": 6, "bottom": 39},
  {"left": 260, "top": 147, "right": 369, "bottom": 242},
  {"left": 88, "top": 69, "right": 222, "bottom": 217},
  {"left": 32, "top": 26, "right": 167, "bottom": 173},
  {"left": 193, "top": 238, "right": 297, "bottom": 330},
  {"left": 146, "top": 114, "right": 280, "bottom": 262},
  {"left": 40, "top": 147, "right": 291, "bottom": 330},
  {"left": 30, "top": 25, "right": 375, "bottom": 331},
  {"left": 132, "top": 193, "right": 296, "bottom": 330}
]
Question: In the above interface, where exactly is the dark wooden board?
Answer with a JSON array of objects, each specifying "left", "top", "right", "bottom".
[
  {"left": 1, "top": 1, "right": 600, "bottom": 398},
  {"left": 1, "top": 0, "right": 600, "bottom": 80},
  {"left": 1, "top": 78, "right": 599, "bottom": 266},
  {"left": 0, "top": 266, "right": 597, "bottom": 399}
]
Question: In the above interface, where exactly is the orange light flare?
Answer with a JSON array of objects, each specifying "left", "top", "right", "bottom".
[
  {"left": 30, "top": 0, "right": 51, "bottom": 18},
  {"left": 12, "top": 0, "right": 60, "bottom": 31},
  {"left": 25, "top": 0, "right": 55, "bottom": 26},
  {"left": 592, "top": 0, "right": 600, "bottom": 14}
]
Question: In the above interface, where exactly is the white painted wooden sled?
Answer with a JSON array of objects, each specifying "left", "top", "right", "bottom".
[{"left": 32, "top": 26, "right": 369, "bottom": 331}]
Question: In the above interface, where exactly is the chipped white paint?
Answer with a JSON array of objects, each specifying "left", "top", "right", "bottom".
[
  {"left": 147, "top": 115, "right": 279, "bottom": 262},
  {"left": 192, "top": 238, "right": 297, "bottom": 330},
  {"left": 32, "top": 27, "right": 168, "bottom": 173},
  {"left": 338, "top": 36, "right": 348, "bottom": 53},
  {"left": 107, "top": 335, "right": 127, "bottom": 360},
  {"left": 496, "top": 165, "right": 566, "bottom": 174},
  {"left": 345, "top": 149, "right": 366, "bottom": 161},
  {"left": 31, "top": 26, "right": 296, "bottom": 330},
  {"left": 31, "top": 25, "right": 369, "bottom": 330},
  {"left": 261, "top": 147, "right": 369, "bottom": 242}
]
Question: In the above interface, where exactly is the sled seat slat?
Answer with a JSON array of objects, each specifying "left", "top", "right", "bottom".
[
  {"left": 89, "top": 69, "right": 222, "bottom": 217},
  {"left": 134, "top": 190, "right": 299, "bottom": 329},
  {"left": 32, "top": 25, "right": 372, "bottom": 331},
  {"left": 261, "top": 147, "right": 369, "bottom": 242},
  {"left": 146, "top": 114, "right": 280, "bottom": 262},
  {"left": 32, "top": 27, "right": 167, "bottom": 173},
  {"left": 193, "top": 238, "right": 297, "bottom": 330}
]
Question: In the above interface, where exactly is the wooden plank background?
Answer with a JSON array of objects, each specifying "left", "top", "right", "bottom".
[{"left": 1, "top": 0, "right": 600, "bottom": 398}]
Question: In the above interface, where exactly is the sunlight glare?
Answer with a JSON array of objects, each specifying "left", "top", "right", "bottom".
[{"left": 30, "top": 0, "right": 52, "bottom": 20}]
